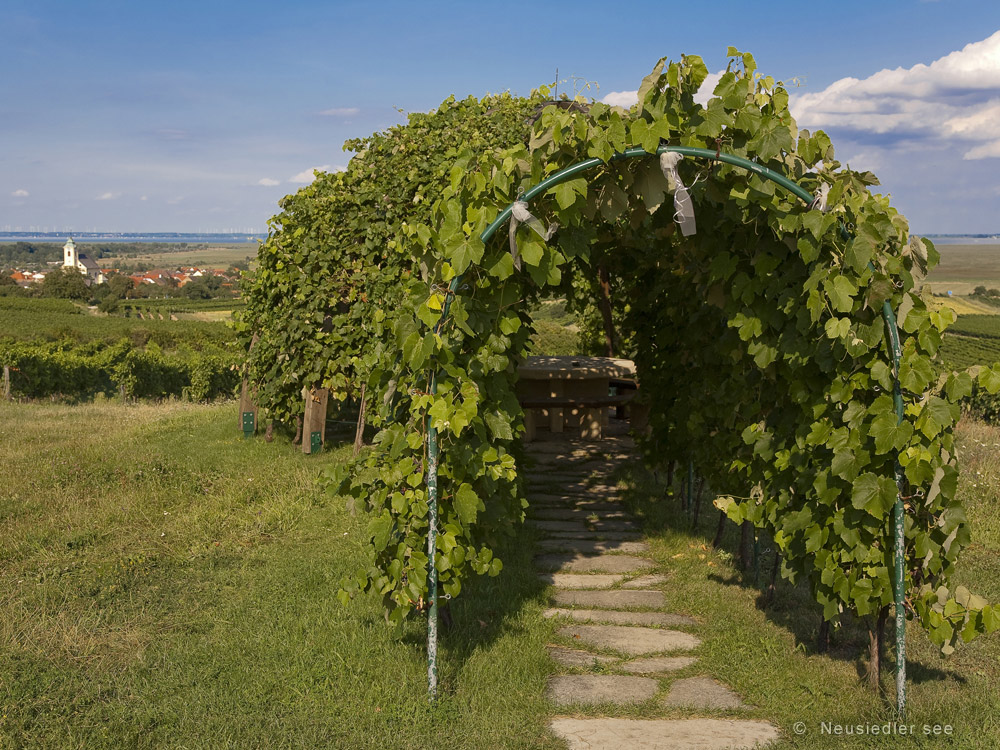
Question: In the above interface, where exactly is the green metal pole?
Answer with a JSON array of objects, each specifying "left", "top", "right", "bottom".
[
  {"left": 479, "top": 146, "right": 814, "bottom": 244},
  {"left": 883, "top": 299, "right": 907, "bottom": 719},
  {"left": 426, "top": 411, "right": 439, "bottom": 701}
]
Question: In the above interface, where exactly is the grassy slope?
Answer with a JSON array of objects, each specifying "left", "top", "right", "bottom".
[
  {"left": 3, "top": 401, "right": 998, "bottom": 748},
  {"left": 0, "top": 402, "right": 555, "bottom": 750}
]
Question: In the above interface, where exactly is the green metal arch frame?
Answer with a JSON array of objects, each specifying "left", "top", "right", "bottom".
[{"left": 425, "top": 145, "right": 908, "bottom": 717}]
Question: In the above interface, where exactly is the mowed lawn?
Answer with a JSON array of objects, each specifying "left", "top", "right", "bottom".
[
  {"left": 0, "top": 402, "right": 555, "bottom": 749},
  {"left": 3, "top": 401, "right": 1000, "bottom": 749}
]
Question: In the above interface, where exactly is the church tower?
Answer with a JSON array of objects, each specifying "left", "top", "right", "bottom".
[{"left": 63, "top": 237, "right": 77, "bottom": 269}]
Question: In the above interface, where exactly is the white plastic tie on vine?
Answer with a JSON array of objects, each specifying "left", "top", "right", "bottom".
[
  {"left": 809, "top": 182, "right": 830, "bottom": 212},
  {"left": 509, "top": 200, "right": 558, "bottom": 270},
  {"left": 659, "top": 152, "right": 697, "bottom": 236}
]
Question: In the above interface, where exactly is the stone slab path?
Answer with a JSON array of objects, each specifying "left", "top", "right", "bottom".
[
  {"left": 524, "top": 433, "right": 779, "bottom": 750},
  {"left": 551, "top": 589, "right": 665, "bottom": 608},
  {"left": 550, "top": 719, "right": 781, "bottom": 750},
  {"left": 537, "top": 538, "right": 649, "bottom": 555},
  {"left": 546, "top": 608, "right": 698, "bottom": 627}
]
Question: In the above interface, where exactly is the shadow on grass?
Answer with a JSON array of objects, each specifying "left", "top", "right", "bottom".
[
  {"left": 393, "top": 525, "right": 551, "bottom": 698},
  {"left": 609, "top": 458, "right": 968, "bottom": 690}
]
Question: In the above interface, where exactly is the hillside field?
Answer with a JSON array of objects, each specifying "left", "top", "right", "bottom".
[
  {"left": 105, "top": 244, "right": 258, "bottom": 268},
  {"left": 922, "top": 243, "right": 1000, "bottom": 297},
  {"left": 1, "top": 401, "right": 998, "bottom": 748}
]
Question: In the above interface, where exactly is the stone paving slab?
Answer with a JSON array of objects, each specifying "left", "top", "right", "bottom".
[
  {"left": 552, "top": 589, "right": 665, "bottom": 609},
  {"left": 584, "top": 519, "right": 641, "bottom": 532},
  {"left": 622, "top": 574, "right": 669, "bottom": 588},
  {"left": 529, "top": 507, "right": 631, "bottom": 521},
  {"left": 529, "top": 463, "right": 623, "bottom": 477},
  {"left": 531, "top": 458, "right": 631, "bottom": 471},
  {"left": 542, "top": 530, "right": 644, "bottom": 541},
  {"left": 525, "top": 444, "right": 606, "bottom": 457},
  {"left": 664, "top": 676, "right": 746, "bottom": 709},
  {"left": 547, "top": 645, "right": 617, "bottom": 668},
  {"left": 528, "top": 520, "right": 591, "bottom": 533},
  {"left": 529, "top": 496, "right": 625, "bottom": 511},
  {"left": 538, "top": 573, "right": 624, "bottom": 589},
  {"left": 545, "top": 608, "right": 698, "bottom": 627},
  {"left": 529, "top": 482, "right": 620, "bottom": 497},
  {"left": 549, "top": 718, "right": 779, "bottom": 750},
  {"left": 530, "top": 519, "right": 640, "bottom": 533},
  {"left": 537, "top": 538, "right": 649, "bottom": 555},
  {"left": 557, "top": 624, "right": 701, "bottom": 655},
  {"left": 621, "top": 656, "right": 698, "bottom": 674},
  {"left": 535, "top": 553, "right": 654, "bottom": 574},
  {"left": 525, "top": 471, "right": 616, "bottom": 483},
  {"left": 547, "top": 675, "right": 658, "bottom": 706}
]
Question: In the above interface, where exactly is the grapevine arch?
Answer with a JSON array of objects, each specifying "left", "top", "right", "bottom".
[
  {"left": 427, "top": 141, "right": 914, "bottom": 700},
  {"left": 326, "top": 50, "right": 998, "bottom": 715}
]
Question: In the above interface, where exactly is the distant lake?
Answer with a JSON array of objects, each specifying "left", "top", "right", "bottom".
[
  {"left": 921, "top": 235, "right": 1000, "bottom": 245},
  {"left": 0, "top": 232, "right": 264, "bottom": 244},
  {"left": 3, "top": 231, "right": 995, "bottom": 246}
]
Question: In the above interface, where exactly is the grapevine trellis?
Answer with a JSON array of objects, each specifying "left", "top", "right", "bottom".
[{"left": 241, "top": 50, "right": 999, "bottom": 717}]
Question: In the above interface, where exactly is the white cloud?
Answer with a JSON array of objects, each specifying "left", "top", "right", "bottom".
[
  {"left": 257, "top": 177, "right": 280, "bottom": 186},
  {"left": 790, "top": 30, "right": 1000, "bottom": 159},
  {"left": 288, "top": 164, "right": 346, "bottom": 183},
  {"left": 320, "top": 107, "right": 360, "bottom": 117},
  {"left": 140, "top": 195, "right": 148, "bottom": 201},
  {"left": 601, "top": 90, "right": 638, "bottom": 108},
  {"left": 11, "top": 189, "right": 29, "bottom": 197},
  {"left": 694, "top": 71, "right": 724, "bottom": 106},
  {"left": 95, "top": 192, "right": 119, "bottom": 200},
  {"left": 600, "top": 70, "right": 725, "bottom": 109}
]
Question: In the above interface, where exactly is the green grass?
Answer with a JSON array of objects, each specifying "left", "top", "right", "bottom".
[
  {"left": 529, "top": 320, "right": 581, "bottom": 356},
  {"left": 0, "top": 401, "right": 557, "bottom": 749},
  {"left": 5, "top": 401, "right": 999, "bottom": 748},
  {"left": 527, "top": 299, "right": 582, "bottom": 356}
]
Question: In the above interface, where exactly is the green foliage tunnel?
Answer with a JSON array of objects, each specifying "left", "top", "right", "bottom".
[{"left": 240, "top": 50, "right": 1000, "bottom": 650}]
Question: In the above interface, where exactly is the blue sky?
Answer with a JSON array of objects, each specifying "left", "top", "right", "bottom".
[{"left": 3, "top": 0, "right": 1000, "bottom": 233}]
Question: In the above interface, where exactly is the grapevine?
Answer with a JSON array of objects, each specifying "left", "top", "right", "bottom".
[{"left": 248, "top": 50, "right": 999, "bottom": 653}]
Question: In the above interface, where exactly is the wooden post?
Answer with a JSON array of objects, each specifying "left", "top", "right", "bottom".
[
  {"left": 302, "top": 387, "right": 329, "bottom": 454},
  {"left": 353, "top": 383, "right": 367, "bottom": 457},
  {"left": 523, "top": 408, "right": 537, "bottom": 443},
  {"left": 238, "top": 380, "right": 258, "bottom": 438},
  {"left": 2, "top": 365, "right": 10, "bottom": 401},
  {"left": 239, "top": 333, "right": 261, "bottom": 436}
]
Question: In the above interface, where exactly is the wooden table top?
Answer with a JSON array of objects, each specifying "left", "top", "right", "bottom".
[{"left": 517, "top": 355, "right": 636, "bottom": 380}]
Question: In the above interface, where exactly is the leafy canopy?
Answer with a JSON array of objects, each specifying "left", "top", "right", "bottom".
[{"left": 247, "top": 51, "right": 998, "bottom": 651}]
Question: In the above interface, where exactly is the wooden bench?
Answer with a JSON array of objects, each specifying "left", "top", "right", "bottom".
[{"left": 519, "top": 392, "right": 635, "bottom": 441}]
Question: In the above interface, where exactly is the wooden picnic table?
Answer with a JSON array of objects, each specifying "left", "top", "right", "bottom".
[{"left": 516, "top": 355, "right": 637, "bottom": 441}]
